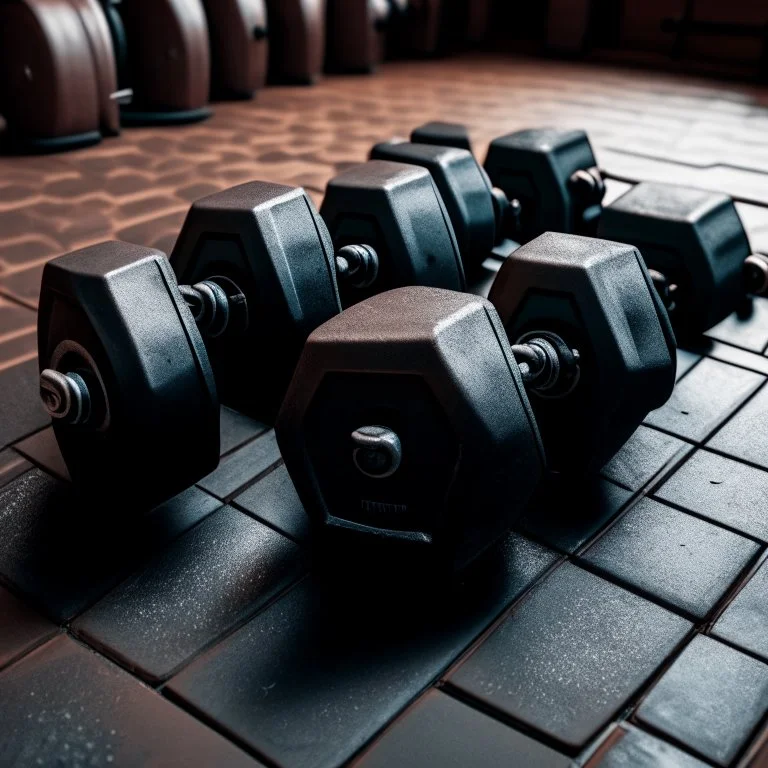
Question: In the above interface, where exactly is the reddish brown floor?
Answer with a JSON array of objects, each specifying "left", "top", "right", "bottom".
[{"left": 2, "top": 52, "right": 768, "bottom": 369}]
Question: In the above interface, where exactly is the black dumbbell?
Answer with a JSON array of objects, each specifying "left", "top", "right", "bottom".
[
  {"left": 369, "top": 139, "right": 519, "bottom": 274},
  {"left": 37, "top": 241, "right": 239, "bottom": 510},
  {"left": 409, "top": 121, "right": 606, "bottom": 244},
  {"left": 597, "top": 181, "right": 768, "bottom": 337},
  {"left": 276, "top": 232, "right": 676, "bottom": 569},
  {"left": 170, "top": 164, "right": 465, "bottom": 420},
  {"left": 319, "top": 160, "right": 466, "bottom": 305}
]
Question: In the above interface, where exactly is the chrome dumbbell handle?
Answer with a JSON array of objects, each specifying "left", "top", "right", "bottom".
[
  {"left": 512, "top": 331, "right": 581, "bottom": 399},
  {"left": 178, "top": 277, "right": 249, "bottom": 339},
  {"left": 335, "top": 245, "right": 380, "bottom": 290}
]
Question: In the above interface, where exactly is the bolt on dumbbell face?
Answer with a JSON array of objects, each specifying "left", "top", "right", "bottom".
[
  {"left": 276, "top": 232, "right": 676, "bottom": 570},
  {"left": 598, "top": 181, "right": 768, "bottom": 336},
  {"left": 408, "top": 121, "right": 606, "bottom": 244},
  {"left": 40, "top": 261, "right": 248, "bottom": 430}
]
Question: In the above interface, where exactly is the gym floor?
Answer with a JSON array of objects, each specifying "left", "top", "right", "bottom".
[{"left": 3, "top": 53, "right": 768, "bottom": 767}]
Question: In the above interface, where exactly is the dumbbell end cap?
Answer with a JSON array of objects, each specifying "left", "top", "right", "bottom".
[{"left": 744, "top": 253, "right": 768, "bottom": 295}]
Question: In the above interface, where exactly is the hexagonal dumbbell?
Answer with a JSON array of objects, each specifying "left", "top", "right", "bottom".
[
  {"left": 276, "top": 285, "right": 546, "bottom": 571},
  {"left": 276, "top": 232, "right": 675, "bottom": 569},
  {"left": 170, "top": 167, "right": 465, "bottom": 419},
  {"left": 488, "top": 231, "right": 676, "bottom": 471},
  {"left": 319, "top": 160, "right": 466, "bottom": 305},
  {"left": 170, "top": 181, "right": 341, "bottom": 422},
  {"left": 38, "top": 241, "right": 225, "bottom": 510},
  {"left": 409, "top": 121, "right": 606, "bottom": 244},
  {"left": 369, "top": 139, "right": 518, "bottom": 274},
  {"left": 597, "top": 181, "right": 768, "bottom": 336}
]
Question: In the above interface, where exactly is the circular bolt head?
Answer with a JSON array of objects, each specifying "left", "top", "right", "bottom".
[
  {"left": 745, "top": 253, "right": 768, "bottom": 296},
  {"left": 39, "top": 369, "right": 91, "bottom": 425},
  {"left": 336, "top": 245, "right": 379, "bottom": 289},
  {"left": 351, "top": 425, "right": 402, "bottom": 479}
]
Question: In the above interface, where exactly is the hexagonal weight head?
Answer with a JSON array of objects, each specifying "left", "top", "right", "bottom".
[
  {"left": 38, "top": 241, "right": 219, "bottom": 510},
  {"left": 484, "top": 128, "right": 600, "bottom": 243},
  {"left": 276, "top": 286, "right": 545, "bottom": 571},
  {"left": 370, "top": 141, "right": 498, "bottom": 273},
  {"left": 320, "top": 160, "right": 466, "bottom": 306},
  {"left": 489, "top": 232, "right": 676, "bottom": 472},
  {"left": 170, "top": 181, "right": 342, "bottom": 423},
  {"left": 598, "top": 181, "right": 751, "bottom": 336}
]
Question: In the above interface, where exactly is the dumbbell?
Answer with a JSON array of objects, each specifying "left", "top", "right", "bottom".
[
  {"left": 409, "top": 121, "right": 607, "bottom": 244},
  {"left": 37, "top": 241, "right": 239, "bottom": 510},
  {"left": 265, "top": 0, "right": 325, "bottom": 84},
  {"left": 326, "top": 0, "right": 390, "bottom": 74},
  {"left": 169, "top": 162, "right": 465, "bottom": 420},
  {"left": 370, "top": 138, "right": 519, "bottom": 274},
  {"left": 0, "top": 0, "right": 122, "bottom": 151},
  {"left": 276, "top": 232, "right": 676, "bottom": 569},
  {"left": 200, "top": 0, "right": 269, "bottom": 99},
  {"left": 101, "top": 0, "right": 212, "bottom": 124},
  {"left": 598, "top": 182, "right": 768, "bottom": 337}
]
